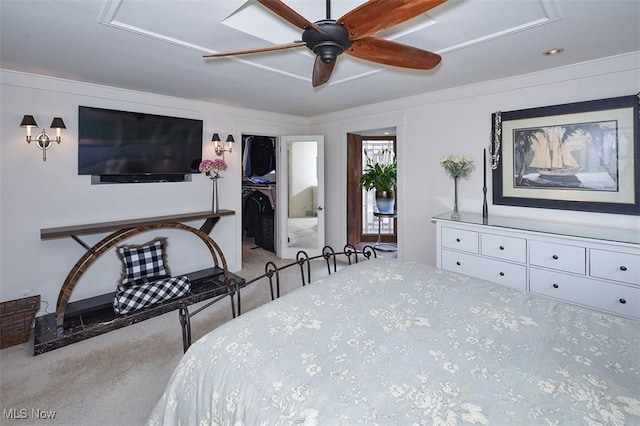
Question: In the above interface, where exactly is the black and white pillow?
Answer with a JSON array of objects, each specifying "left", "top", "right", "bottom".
[
  {"left": 113, "top": 275, "right": 191, "bottom": 315},
  {"left": 116, "top": 238, "right": 170, "bottom": 291}
]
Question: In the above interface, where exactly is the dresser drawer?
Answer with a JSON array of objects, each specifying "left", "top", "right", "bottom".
[
  {"left": 530, "top": 268, "right": 639, "bottom": 319},
  {"left": 481, "top": 233, "right": 527, "bottom": 263},
  {"left": 529, "top": 240, "right": 585, "bottom": 275},
  {"left": 441, "top": 227, "right": 478, "bottom": 254},
  {"left": 590, "top": 249, "right": 640, "bottom": 285},
  {"left": 442, "top": 250, "right": 526, "bottom": 291}
]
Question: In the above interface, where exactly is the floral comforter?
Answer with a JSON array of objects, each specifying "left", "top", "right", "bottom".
[{"left": 148, "top": 258, "right": 640, "bottom": 425}]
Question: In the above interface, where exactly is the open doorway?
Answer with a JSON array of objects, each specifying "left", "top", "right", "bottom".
[
  {"left": 241, "top": 133, "right": 326, "bottom": 263},
  {"left": 346, "top": 128, "right": 397, "bottom": 247},
  {"left": 241, "top": 134, "right": 277, "bottom": 260}
]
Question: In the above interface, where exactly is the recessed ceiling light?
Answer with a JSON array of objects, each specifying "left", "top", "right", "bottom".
[{"left": 543, "top": 48, "right": 564, "bottom": 56}]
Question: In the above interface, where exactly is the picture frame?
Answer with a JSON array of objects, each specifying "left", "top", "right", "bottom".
[{"left": 491, "top": 94, "right": 639, "bottom": 216}]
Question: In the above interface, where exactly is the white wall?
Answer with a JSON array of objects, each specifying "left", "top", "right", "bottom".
[
  {"left": 311, "top": 52, "right": 640, "bottom": 265},
  {"left": 0, "top": 70, "right": 307, "bottom": 311},
  {"left": 2, "top": 53, "right": 639, "bottom": 311}
]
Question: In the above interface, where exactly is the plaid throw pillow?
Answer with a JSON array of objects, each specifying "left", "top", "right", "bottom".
[
  {"left": 117, "top": 238, "right": 170, "bottom": 289},
  {"left": 113, "top": 276, "right": 190, "bottom": 315}
]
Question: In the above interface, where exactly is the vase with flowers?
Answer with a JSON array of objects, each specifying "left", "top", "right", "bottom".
[
  {"left": 440, "top": 154, "right": 474, "bottom": 220},
  {"left": 199, "top": 158, "right": 227, "bottom": 212}
]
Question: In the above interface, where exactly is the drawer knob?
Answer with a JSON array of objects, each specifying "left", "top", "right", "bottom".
[
  {"left": 619, "top": 298, "right": 627, "bottom": 304},
  {"left": 499, "top": 272, "right": 505, "bottom": 276},
  {"left": 456, "top": 238, "right": 461, "bottom": 243},
  {"left": 620, "top": 266, "right": 627, "bottom": 272},
  {"left": 552, "top": 255, "right": 559, "bottom": 260},
  {"left": 552, "top": 283, "right": 559, "bottom": 289},
  {"left": 499, "top": 246, "right": 504, "bottom": 250},
  {"left": 456, "top": 261, "right": 461, "bottom": 266}
]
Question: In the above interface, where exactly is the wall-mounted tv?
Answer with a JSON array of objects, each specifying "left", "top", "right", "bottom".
[{"left": 78, "top": 106, "right": 203, "bottom": 181}]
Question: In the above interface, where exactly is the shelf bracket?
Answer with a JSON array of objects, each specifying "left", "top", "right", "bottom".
[
  {"left": 70, "top": 234, "right": 96, "bottom": 253},
  {"left": 200, "top": 217, "right": 221, "bottom": 234}
]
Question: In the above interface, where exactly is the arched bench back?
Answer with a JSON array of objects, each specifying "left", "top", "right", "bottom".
[{"left": 55, "top": 222, "right": 228, "bottom": 326}]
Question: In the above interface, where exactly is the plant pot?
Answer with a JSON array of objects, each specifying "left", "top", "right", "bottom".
[{"left": 375, "top": 190, "right": 395, "bottom": 214}]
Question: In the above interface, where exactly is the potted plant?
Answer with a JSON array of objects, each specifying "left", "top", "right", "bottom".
[{"left": 359, "top": 148, "right": 397, "bottom": 213}]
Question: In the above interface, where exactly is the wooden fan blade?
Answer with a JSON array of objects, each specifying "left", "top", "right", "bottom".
[
  {"left": 203, "top": 41, "right": 306, "bottom": 58},
  {"left": 312, "top": 56, "right": 336, "bottom": 87},
  {"left": 345, "top": 37, "right": 441, "bottom": 69},
  {"left": 257, "top": 0, "right": 325, "bottom": 34},
  {"left": 339, "top": 0, "right": 447, "bottom": 40}
]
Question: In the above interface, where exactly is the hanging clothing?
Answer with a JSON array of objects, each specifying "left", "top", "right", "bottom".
[
  {"left": 243, "top": 190, "right": 273, "bottom": 237},
  {"left": 248, "top": 136, "right": 275, "bottom": 176},
  {"left": 242, "top": 134, "right": 277, "bottom": 252}
]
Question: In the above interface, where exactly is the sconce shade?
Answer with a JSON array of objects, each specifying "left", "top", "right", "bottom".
[
  {"left": 213, "top": 133, "right": 234, "bottom": 156},
  {"left": 20, "top": 115, "right": 38, "bottom": 128},
  {"left": 21, "top": 115, "right": 65, "bottom": 160},
  {"left": 50, "top": 117, "right": 66, "bottom": 129}
]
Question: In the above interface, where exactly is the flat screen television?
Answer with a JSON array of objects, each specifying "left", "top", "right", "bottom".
[{"left": 78, "top": 106, "right": 203, "bottom": 181}]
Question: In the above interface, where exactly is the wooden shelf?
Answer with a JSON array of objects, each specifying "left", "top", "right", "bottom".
[{"left": 40, "top": 210, "right": 235, "bottom": 240}]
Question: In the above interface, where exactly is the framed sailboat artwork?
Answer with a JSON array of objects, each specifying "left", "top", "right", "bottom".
[{"left": 491, "top": 94, "right": 639, "bottom": 216}]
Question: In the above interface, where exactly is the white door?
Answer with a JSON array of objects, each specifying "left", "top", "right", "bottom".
[{"left": 278, "top": 135, "right": 325, "bottom": 259}]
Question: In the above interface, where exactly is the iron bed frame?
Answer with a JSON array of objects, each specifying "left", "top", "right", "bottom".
[{"left": 178, "top": 244, "right": 377, "bottom": 353}]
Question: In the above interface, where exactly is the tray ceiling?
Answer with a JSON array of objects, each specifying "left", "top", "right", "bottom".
[{"left": 1, "top": 0, "right": 638, "bottom": 116}]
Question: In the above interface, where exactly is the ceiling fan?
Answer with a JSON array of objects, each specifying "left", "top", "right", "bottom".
[{"left": 204, "top": 0, "right": 447, "bottom": 87}]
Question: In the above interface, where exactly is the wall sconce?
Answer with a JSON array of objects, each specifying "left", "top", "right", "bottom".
[
  {"left": 20, "top": 115, "right": 66, "bottom": 161},
  {"left": 212, "top": 133, "right": 234, "bottom": 156}
]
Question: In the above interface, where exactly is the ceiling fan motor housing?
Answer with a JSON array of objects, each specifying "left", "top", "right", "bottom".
[{"left": 302, "top": 20, "right": 352, "bottom": 63}]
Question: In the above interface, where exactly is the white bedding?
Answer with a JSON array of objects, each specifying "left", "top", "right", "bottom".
[{"left": 149, "top": 258, "right": 640, "bottom": 425}]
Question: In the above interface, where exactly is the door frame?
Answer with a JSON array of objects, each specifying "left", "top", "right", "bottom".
[{"left": 347, "top": 134, "right": 397, "bottom": 245}]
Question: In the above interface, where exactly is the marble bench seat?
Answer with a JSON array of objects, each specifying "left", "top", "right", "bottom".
[{"left": 33, "top": 267, "right": 244, "bottom": 355}]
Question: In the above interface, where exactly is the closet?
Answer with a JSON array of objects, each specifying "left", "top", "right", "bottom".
[{"left": 242, "top": 134, "right": 277, "bottom": 252}]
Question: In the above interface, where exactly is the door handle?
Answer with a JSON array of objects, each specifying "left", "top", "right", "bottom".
[{"left": 317, "top": 206, "right": 323, "bottom": 211}]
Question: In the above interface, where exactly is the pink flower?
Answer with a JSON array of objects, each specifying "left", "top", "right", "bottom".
[{"left": 199, "top": 158, "right": 227, "bottom": 179}]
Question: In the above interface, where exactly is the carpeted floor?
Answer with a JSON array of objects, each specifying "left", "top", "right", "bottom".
[{"left": 0, "top": 240, "right": 337, "bottom": 426}]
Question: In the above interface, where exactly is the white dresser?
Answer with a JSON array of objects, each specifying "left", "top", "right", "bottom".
[{"left": 433, "top": 212, "right": 640, "bottom": 320}]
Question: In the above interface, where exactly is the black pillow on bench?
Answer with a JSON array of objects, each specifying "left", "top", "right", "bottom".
[
  {"left": 113, "top": 238, "right": 190, "bottom": 314},
  {"left": 116, "top": 238, "right": 170, "bottom": 292},
  {"left": 121, "top": 275, "right": 171, "bottom": 290},
  {"left": 113, "top": 276, "right": 190, "bottom": 315}
]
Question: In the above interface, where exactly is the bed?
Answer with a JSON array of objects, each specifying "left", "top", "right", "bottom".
[{"left": 148, "top": 257, "right": 640, "bottom": 425}]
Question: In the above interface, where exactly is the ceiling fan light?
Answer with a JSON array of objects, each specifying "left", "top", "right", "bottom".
[{"left": 314, "top": 42, "right": 344, "bottom": 63}]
